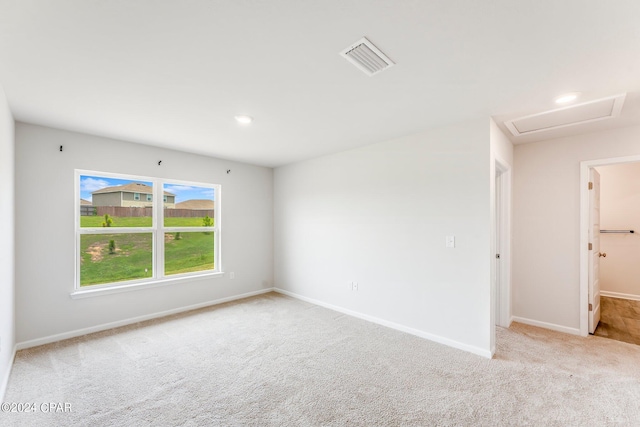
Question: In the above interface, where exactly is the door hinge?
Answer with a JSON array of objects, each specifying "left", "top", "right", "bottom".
[
  {"left": 588, "top": 182, "right": 593, "bottom": 190},
  {"left": 588, "top": 243, "right": 593, "bottom": 250},
  {"left": 589, "top": 303, "right": 593, "bottom": 311}
]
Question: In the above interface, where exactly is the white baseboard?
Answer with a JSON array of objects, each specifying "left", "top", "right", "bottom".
[
  {"left": 273, "top": 288, "right": 492, "bottom": 359},
  {"left": 511, "top": 316, "right": 581, "bottom": 336},
  {"left": 0, "top": 344, "right": 17, "bottom": 402},
  {"left": 16, "top": 288, "right": 274, "bottom": 351},
  {"left": 600, "top": 291, "right": 640, "bottom": 302}
]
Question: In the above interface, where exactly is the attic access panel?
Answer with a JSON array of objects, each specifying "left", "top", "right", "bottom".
[{"left": 505, "top": 94, "right": 626, "bottom": 137}]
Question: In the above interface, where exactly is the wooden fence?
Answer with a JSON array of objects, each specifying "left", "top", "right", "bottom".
[
  {"left": 164, "top": 208, "right": 215, "bottom": 218},
  {"left": 80, "top": 205, "right": 97, "bottom": 216},
  {"left": 80, "top": 206, "right": 214, "bottom": 218}
]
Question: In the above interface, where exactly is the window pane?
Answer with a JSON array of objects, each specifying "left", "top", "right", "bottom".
[
  {"left": 164, "top": 232, "right": 214, "bottom": 275},
  {"left": 80, "top": 233, "right": 153, "bottom": 286},
  {"left": 163, "top": 183, "right": 215, "bottom": 227},
  {"left": 80, "top": 175, "right": 153, "bottom": 227}
]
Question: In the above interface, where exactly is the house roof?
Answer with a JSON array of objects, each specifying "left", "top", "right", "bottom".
[
  {"left": 80, "top": 199, "right": 92, "bottom": 206},
  {"left": 175, "top": 199, "right": 214, "bottom": 210},
  {"left": 93, "top": 182, "right": 175, "bottom": 196}
]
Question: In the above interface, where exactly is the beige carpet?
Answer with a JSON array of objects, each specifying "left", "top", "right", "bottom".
[{"left": 2, "top": 292, "right": 640, "bottom": 426}]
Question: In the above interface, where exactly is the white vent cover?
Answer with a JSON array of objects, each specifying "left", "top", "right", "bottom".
[
  {"left": 505, "top": 94, "right": 626, "bottom": 137},
  {"left": 340, "top": 37, "right": 395, "bottom": 76}
]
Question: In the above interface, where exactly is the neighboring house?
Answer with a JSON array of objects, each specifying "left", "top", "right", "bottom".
[
  {"left": 92, "top": 183, "right": 176, "bottom": 208},
  {"left": 80, "top": 199, "right": 92, "bottom": 206},
  {"left": 175, "top": 199, "right": 214, "bottom": 210}
]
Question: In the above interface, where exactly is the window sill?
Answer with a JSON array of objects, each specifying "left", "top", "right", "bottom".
[{"left": 70, "top": 272, "right": 225, "bottom": 299}]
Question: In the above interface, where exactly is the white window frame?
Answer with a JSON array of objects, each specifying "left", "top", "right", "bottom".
[
  {"left": 134, "top": 192, "right": 140, "bottom": 201},
  {"left": 73, "top": 170, "right": 222, "bottom": 298},
  {"left": 146, "top": 193, "right": 152, "bottom": 202}
]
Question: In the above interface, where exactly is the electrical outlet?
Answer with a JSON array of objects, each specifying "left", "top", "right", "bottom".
[{"left": 229, "top": 272, "right": 235, "bottom": 279}]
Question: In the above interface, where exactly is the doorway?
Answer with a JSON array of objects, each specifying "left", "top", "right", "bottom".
[
  {"left": 580, "top": 155, "right": 640, "bottom": 342},
  {"left": 590, "top": 162, "right": 640, "bottom": 345}
]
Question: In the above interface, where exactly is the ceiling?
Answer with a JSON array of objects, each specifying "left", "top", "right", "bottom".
[{"left": 1, "top": 1, "right": 639, "bottom": 167}]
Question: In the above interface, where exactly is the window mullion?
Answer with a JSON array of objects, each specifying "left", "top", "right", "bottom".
[
  {"left": 156, "top": 179, "right": 164, "bottom": 280},
  {"left": 77, "top": 228, "right": 152, "bottom": 235}
]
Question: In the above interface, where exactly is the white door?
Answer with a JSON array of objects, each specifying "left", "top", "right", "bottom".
[{"left": 588, "top": 168, "right": 601, "bottom": 334}]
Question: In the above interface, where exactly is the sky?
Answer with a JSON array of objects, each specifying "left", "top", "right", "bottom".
[{"left": 80, "top": 175, "right": 215, "bottom": 203}]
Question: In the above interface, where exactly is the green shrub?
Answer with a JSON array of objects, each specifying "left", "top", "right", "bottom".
[
  {"left": 102, "top": 214, "right": 113, "bottom": 227},
  {"left": 108, "top": 240, "right": 116, "bottom": 254},
  {"left": 175, "top": 232, "right": 182, "bottom": 240},
  {"left": 202, "top": 215, "right": 213, "bottom": 227}
]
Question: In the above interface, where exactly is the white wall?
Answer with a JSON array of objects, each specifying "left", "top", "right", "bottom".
[
  {"left": 274, "top": 119, "right": 492, "bottom": 357},
  {"left": 513, "top": 125, "right": 640, "bottom": 332},
  {"left": 14, "top": 123, "right": 273, "bottom": 345},
  {"left": 0, "top": 86, "right": 15, "bottom": 399},
  {"left": 596, "top": 163, "right": 640, "bottom": 299}
]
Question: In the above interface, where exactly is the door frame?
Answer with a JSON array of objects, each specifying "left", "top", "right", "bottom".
[
  {"left": 579, "top": 154, "right": 640, "bottom": 335},
  {"left": 494, "top": 159, "right": 512, "bottom": 328}
]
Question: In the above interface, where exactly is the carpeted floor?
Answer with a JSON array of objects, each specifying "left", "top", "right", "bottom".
[{"left": 2, "top": 292, "right": 640, "bottom": 426}]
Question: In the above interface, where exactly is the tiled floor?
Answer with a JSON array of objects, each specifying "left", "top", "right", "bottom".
[{"left": 593, "top": 296, "right": 640, "bottom": 345}]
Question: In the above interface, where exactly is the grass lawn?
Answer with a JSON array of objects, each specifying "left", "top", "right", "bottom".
[
  {"left": 80, "top": 216, "right": 214, "bottom": 227},
  {"left": 81, "top": 216, "right": 152, "bottom": 227},
  {"left": 80, "top": 231, "right": 214, "bottom": 286},
  {"left": 165, "top": 232, "right": 214, "bottom": 275},
  {"left": 80, "top": 233, "right": 153, "bottom": 286},
  {"left": 165, "top": 217, "right": 214, "bottom": 227}
]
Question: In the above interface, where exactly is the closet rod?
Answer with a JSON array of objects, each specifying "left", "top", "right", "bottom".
[{"left": 600, "top": 230, "right": 634, "bottom": 233}]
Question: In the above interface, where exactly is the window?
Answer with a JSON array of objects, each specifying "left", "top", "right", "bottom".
[{"left": 76, "top": 171, "right": 220, "bottom": 291}]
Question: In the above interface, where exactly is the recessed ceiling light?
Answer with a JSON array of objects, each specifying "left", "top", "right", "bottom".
[
  {"left": 234, "top": 115, "right": 253, "bottom": 124},
  {"left": 555, "top": 92, "right": 581, "bottom": 104}
]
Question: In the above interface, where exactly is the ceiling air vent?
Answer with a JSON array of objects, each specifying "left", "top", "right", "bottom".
[
  {"left": 505, "top": 94, "right": 626, "bottom": 137},
  {"left": 340, "top": 37, "right": 395, "bottom": 76}
]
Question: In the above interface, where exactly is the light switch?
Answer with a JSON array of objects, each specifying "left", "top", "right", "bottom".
[{"left": 446, "top": 236, "right": 455, "bottom": 248}]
